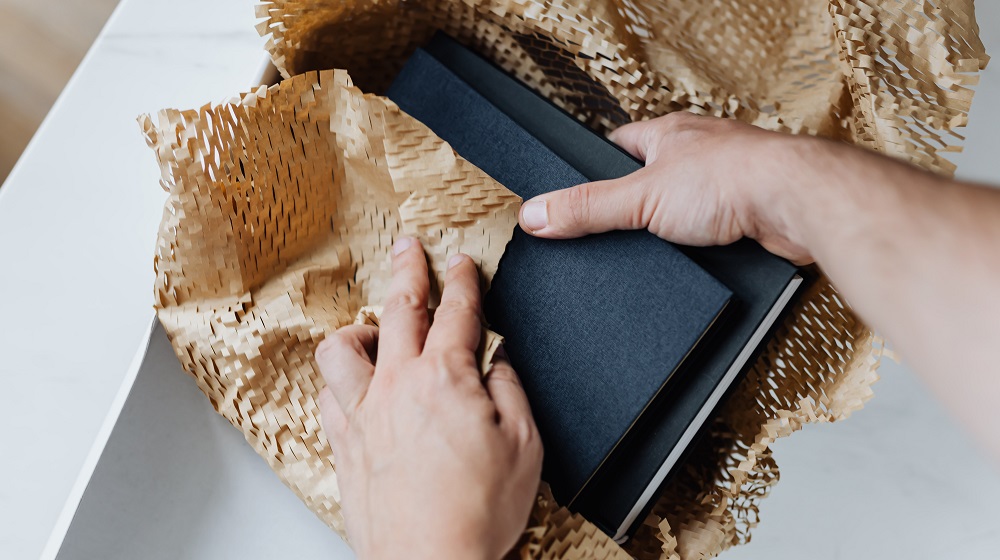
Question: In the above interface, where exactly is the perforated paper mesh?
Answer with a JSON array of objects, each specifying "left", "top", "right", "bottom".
[
  {"left": 145, "top": 1, "right": 986, "bottom": 558},
  {"left": 141, "top": 70, "right": 520, "bottom": 536}
]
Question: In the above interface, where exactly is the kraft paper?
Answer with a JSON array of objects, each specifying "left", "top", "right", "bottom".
[{"left": 144, "top": 1, "right": 987, "bottom": 558}]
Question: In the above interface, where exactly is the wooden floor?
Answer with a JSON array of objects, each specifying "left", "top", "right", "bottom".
[{"left": 0, "top": 0, "right": 120, "bottom": 184}]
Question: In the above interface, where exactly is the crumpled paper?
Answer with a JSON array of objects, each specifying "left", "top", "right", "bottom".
[
  {"left": 140, "top": 68, "right": 520, "bottom": 536},
  {"left": 256, "top": 0, "right": 987, "bottom": 176},
  {"left": 144, "top": 0, "right": 987, "bottom": 558}
]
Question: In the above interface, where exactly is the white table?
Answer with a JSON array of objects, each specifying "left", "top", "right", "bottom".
[
  {"left": 1, "top": 1, "right": 998, "bottom": 559},
  {"left": 0, "top": 1, "right": 266, "bottom": 557}
]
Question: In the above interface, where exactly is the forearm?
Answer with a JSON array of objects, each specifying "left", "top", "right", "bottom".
[{"left": 769, "top": 137, "right": 1000, "bottom": 460}]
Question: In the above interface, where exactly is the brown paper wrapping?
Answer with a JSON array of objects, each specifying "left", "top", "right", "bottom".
[
  {"left": 144, "top": 1, "right": 987, "bottom": 558},
  {"left": 141, "top": 69, "right": 520, "bottom": 537}
]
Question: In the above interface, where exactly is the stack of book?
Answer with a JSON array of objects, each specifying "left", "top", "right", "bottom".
[{"left": 386, "top": 34, "right": 805, "bottom": 542}]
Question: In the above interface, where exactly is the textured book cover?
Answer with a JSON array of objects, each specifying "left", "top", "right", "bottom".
[
  {"left": 415, "top": 33, "right": 803, "bottom": 540},
  {"left": 387, "top": 49, "right": 733, "bottom": 507}
]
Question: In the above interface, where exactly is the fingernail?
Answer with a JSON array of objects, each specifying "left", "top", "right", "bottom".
[
  {"left": 392, "top": 236, "right": 413, "bottom": 256},
  {"left": 447, "top": 254, "right": 466, "bottom": 269},
  {"left": 521, "top": 199, "right": 548, "bottom": 232}
]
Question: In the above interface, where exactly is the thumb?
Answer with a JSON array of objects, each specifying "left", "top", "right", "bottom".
[{"left": 518, "top": 174, "right": 651, "bottom": 239}]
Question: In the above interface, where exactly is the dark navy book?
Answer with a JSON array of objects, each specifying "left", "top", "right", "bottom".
[{"left": 386, "top": 33, "right": 802, "bottom": 542}]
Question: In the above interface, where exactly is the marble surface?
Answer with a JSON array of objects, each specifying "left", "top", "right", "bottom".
[{"left": 2, "top": 0, "right": 998, "bottom": 559}]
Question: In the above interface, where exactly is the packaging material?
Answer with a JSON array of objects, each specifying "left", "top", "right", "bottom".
[
  {"left": 140, "top": 69, "right": 520, "bottom": 537},
  {"left": 256, "top": 0, "right": 988, "bottom": 175},
  {"left": 145, "top": 1, "right": 987, "bottom": 558}
]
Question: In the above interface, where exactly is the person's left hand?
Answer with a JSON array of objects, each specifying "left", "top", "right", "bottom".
[{"left": 315, "top": 237, "right": 543, "bottom": 560}]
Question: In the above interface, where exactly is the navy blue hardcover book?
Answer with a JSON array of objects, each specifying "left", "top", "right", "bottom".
[
  {"left": 412, "top": 34, "right": 804, "bottom": 541},
  {"left": 388, "top": 34, "right": 805, "bottom": 541},
  {"left": 387, "top": 50, "right": 733, "bottom": 510}
]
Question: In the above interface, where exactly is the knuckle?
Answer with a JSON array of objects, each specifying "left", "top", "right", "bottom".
[
  {"left": 672, "top": 127, "right": 703, "bottom": 148},
  {"left": 631, "top": 178, "right": 657, "bottom": 230},
  {"left": 657, "top": 112, "right": 701, "bottom": 140},
  {"left": 435, "top": 295, "right": 479, "bottom": 319},
  {"left": 427, "top": 352, "right": 452, "bottom": 377},
  {"left": 668, "top": 110, "right": 697, "bottom": 121},
  {"left": 487, "top": 360, "right": 521, "bottom": 387},
  {"left": 660, "top": 110, "right": 698, "bottom": 128},
  {"left": 488, "top": 362, "right": 519, "bottom": 384},
  {"left": 316, "top": 330, "right": 353, "bottom": 361},
  {"left": 654, "top": 118, "right": 718, "bottom": 165},
  {"left": 383, "top": 289, "right": 426, "bottom": 316},
  {"left": 425, "top": 352, "right": 481, "bottom": 388},
  {"left": 427, "top": 351, "right": 475, "bottom": 381},
  {"left": 565, "top": 183, "right": 593, "bottom": 228},
  {"left": 511, "top": 417, "right": 540, "bottom": 449}
]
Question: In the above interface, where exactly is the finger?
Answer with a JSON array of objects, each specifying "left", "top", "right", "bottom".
[
  {"left": 518, "top": 171, "right": 654, "bottom": 239},
  {"left": 423, "top": 254, "right": 483, "bottom": 358},
  {"left": 608, "top": 119, "right": 657, "bottom": 161},
  {"left": 610, "top": 112, "right": 707, "bottom": 162},
  {"left": 378, "top": 236, "right": 431, "bottom": 363},
  {"left": 315, "top": 324, "right": 379, "bottom": 414},
  {"left": 485, "top": 357, "right": 537, "bottom": 438}
]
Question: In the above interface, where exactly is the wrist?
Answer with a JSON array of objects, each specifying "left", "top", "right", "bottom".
[
  {"left": 734, "top": 132, "right": 830, "bottom": 262},
  {"left": 750, "top": 132, "right": 950, "bottom": 266},
  {"left": 770, "top": 135, "right": 842, "bottom": 254}
]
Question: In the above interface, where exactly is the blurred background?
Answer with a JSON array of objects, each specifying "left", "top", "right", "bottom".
[{"left": 0, "top": 0, "right": 119, "bottom": 183}]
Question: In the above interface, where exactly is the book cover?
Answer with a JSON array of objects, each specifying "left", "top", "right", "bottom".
[
  {"left": 416, "top": 33, "right": 803, "bottom": 539},
  {"left": 387, "top": 49, "right": 733, "bottom": 507}
]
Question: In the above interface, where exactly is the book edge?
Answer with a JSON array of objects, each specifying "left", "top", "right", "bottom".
[{"left": 612, "top": 275, "right": 804, "bottom": 542}]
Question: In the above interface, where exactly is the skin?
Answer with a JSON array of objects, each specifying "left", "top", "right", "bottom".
[
  {"left": 315, "top": 240, "right": 542, "bottom": 560},
  {"left": 316, "top": 112, "right": 1000, "bottom": 559}
]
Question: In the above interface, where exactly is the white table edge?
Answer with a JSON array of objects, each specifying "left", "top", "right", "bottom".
[{"left": 36, "top": 54, "right": 279, "bottom": 560}]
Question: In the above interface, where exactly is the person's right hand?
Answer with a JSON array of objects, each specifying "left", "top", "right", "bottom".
[
  {"left": 517, "top": 112, "right": 822, "bottom": 263},
  {"left": 518, "top": 111, "right": 1000, "bottom": 468}
]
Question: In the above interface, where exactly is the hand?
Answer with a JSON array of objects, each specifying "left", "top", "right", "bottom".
[
  {"left": 517, "top": 111, "right": 1000, "bottom": 467},
  {"left": 315, "top": 237, "right": 543, "bottom": 560},
  {"left": 517, "top": 112, "right": 820, "bottom": 263}
]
